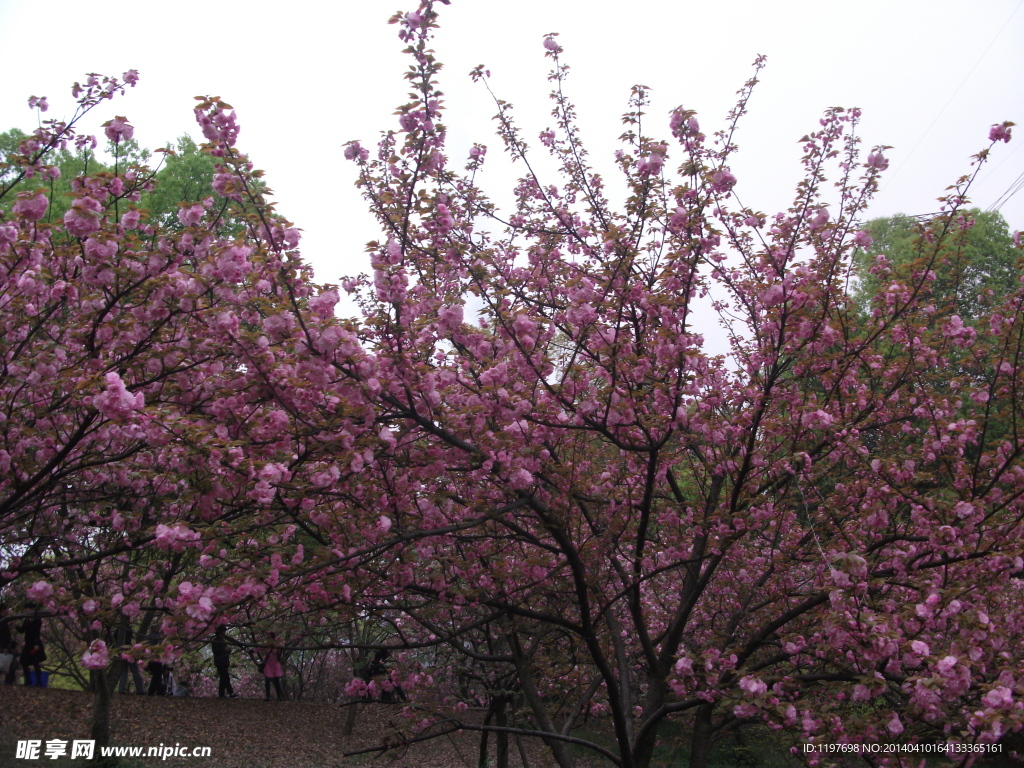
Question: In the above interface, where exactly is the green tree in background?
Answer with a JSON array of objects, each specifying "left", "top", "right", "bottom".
[
  {"left": 0, "top": 128, "right": 217, "bottom": 228},
  {"left": 139, "top": 134, "right": 218, "bottom": 227},
  {"left": 854, "top": 209, "right": 1020, "bottom": 320}
]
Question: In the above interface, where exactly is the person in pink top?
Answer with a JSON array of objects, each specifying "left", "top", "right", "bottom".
[{"left": 261, "top": 631, "right": 285, "bottom": 701}]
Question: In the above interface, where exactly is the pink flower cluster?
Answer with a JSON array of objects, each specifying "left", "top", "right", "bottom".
[
  {"left": 81, "top": 640, "right": 110, "bottom": 670},
  {"left": 103, "top": 116, "right": 134, "bottom": 143},
  {"left": 153, "top": 523, "right": 200, "bottom": 551},
  {"left": 93, "top": 372, "right": 144, "bottom": 420}
]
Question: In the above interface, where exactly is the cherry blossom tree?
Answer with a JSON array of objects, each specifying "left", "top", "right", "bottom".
[
  {"left": 307, "top": 5, "right": 1024, "bottom": 767},
  {"left": 0, "top": 76, "right": 357, "bottom": 744}
]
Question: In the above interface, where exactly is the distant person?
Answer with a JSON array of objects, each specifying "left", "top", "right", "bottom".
[
  {"left": 171, "top": 671, "right": 190, "bottom": 697},
  {"left": 17, "top": 606, "right": 45, "bottom": 687},
  {"left": 0, "top": 603, "right": 16, "bottom": 685},
  {"left": 115, "top": 625, "right": 145, "bottom": 694},
  {"left": 261, "top": 631, "right": 284, "bottom": 701},
  {"left": 146, "top": 660, "right": 167, "bottom": 696},
  {"left": 212, "top": 626, "right": 236, "bottom": 698},
  {"left": 367, "top": 648, "right": 388, "bottom": 680},
  {"left": 368, "top": 648, "right": 406, "bottom": 702}
]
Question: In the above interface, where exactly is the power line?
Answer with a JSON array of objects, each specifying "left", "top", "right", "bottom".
[
  {"left": 881, "top": 0, "right": 1024, "bottom": 192},
  {"left": 987, "top": 168, "right": 1024, "bottom": 211}
]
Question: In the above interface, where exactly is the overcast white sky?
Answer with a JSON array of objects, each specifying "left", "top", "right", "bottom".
[{"left": 1, "top": 0, "right": 1021, "bottom": 299}]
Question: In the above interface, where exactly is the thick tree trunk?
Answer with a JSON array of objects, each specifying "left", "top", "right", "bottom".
[
  {"left": 105, "top": 657, "right": 126, "bottom": 695},
  {"left": 516, "top": 660, "right": 576, "bottom": 768},
  {"left": 494, "top": 694, "right": 510, "bottom": 768},
  {"left": 342, "top": 700, "right": 359, "bottom": 736},
  {"left": 688, "top": 703, "right": 715, "bottom": 768},
  {"left": 631, "top": 678, "right": 667, "bottom": 768},
  {"left": 512, "top": 709, "right": 533, "bottom": 768},
  {"left": 90, "top": 669, "right": 111, "bottom": 747},
  {"left": 478, "top": 700, "right": 494, "bottom": 768}
]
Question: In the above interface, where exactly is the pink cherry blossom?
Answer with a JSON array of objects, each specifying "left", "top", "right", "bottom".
[
  {"left": 12, "top": 191, "right": 48, "bottom": 221},
  {"left": 103, "top": 116, "right": 134, "bottom": 143},
  {"left": 886, "top": 713, "right": 904, "bottom": 735},
  {"left": 344, "top": 142, "right": 369, "bottom": 162},
  {"left": 508, "top": 468, "right": 534, "bottom": 490},
  {"left": 93, "top": 372, "right": 144, "bottom": 420},
  {"left": 120, "top": 209, "right": 141, "bottom": 229},
  {"left": 711, "top": 169, "right": 736, "bottom": 193},
  {"left": 989, "top": 122, "right": 1013, "bottom": 143},
  {"left": 27, "top": 581, "right": 52, "bottom": 601},
  {"left": 177, "top": 203, "right": 205, "bottom": 227},
  {"left": 866, "top": 151, "right": 889, "bottom": 170},
  {"left": 853, "top": 230, "right": 873, "bottom": 248},
  {"left": 63, "top": 196, "right": 103, "bottom": 237},
  {"left": 81, "top": 640, "right": 110, "bottom": 670},
  {"left": 738, "top": 676, "right": 767, "bottom": 696},
  {"left": 153, "top": 523, "right": 200, "bottom": 551},
  {"left": 543, "top": 36, "right": 562, "bottom": 54}
]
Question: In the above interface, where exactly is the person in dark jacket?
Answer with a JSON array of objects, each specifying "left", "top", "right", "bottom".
[
  {"left": 212, "top": 626, "right": 236, "bottom": 698},
  {"left": 17, "top": 607, "right": 45, "bottom": 687},
  {"left": 146, "top": 660, "right": 167, "bottom": 696}
]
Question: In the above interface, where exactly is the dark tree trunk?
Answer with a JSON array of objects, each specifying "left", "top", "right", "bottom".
[
  {"left": 688, "top": 703, "right": 715, "bottom": 768},
  {"left": 631, "top": 676, "right": 667, "bottom": 768},
  {"left": 342, "top": 700, "right": 359, "bottom": 736},
  {"left": 495, "top": 694, "right": 510, "bottom": 768},
  {"left": 516, "top": 660, "right": 576, "bottom": 768},
  {"left": 512, "top": 709, "right": 532, "bottom": 768},
  {"left": 478, "top": 700, "right": 494, "bottom": 768},
  {"left": 90, "top": 668, "right": 111, "bottom": 747},
  {"left": 105, "top": 657, "right": 126, "bottom": 695}
]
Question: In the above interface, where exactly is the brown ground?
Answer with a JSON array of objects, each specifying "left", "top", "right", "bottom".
[
  {"left": 7, "top": 686, "right": 1022, "bottom": 768},
  {"left": 0, "top": 686, "right": 548, "bottom": 768}
]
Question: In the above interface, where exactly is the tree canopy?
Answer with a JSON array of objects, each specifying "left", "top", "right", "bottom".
[{"left": 1, "top": 6, "right": 1022, "bottom": 768}]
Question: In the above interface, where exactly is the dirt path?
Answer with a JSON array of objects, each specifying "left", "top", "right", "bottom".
[{"left": 0, "top": 686, "right": 535, "bottom": 768}]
